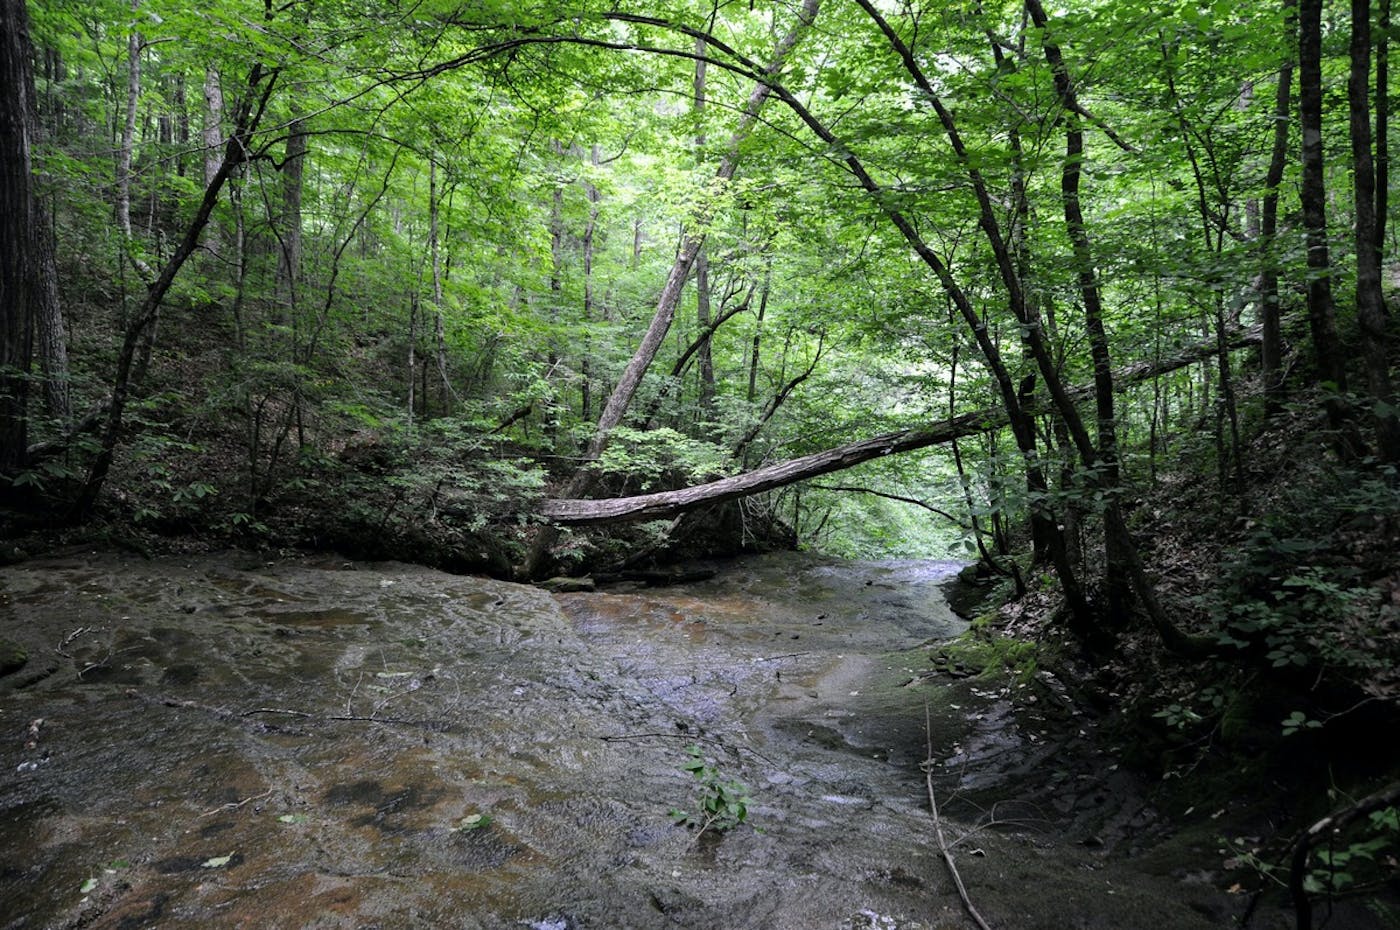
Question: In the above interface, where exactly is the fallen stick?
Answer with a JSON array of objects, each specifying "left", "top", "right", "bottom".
[{"left": 925, "top": 703, "right": 994, "bottom": 930}]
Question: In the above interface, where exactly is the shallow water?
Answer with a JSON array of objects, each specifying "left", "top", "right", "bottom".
[{"left": 0, "top": 550, "right": 1295, "bottom": 929}]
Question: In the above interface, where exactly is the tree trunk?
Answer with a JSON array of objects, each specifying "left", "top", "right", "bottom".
[
  {"left": 429, "top": 161, "right": 455, "bottom": 414},
  {"left": 693, "top": 36, "right": 716, "bottom": 422},
  {"left": 70, "top": 63, "right": 276, "bottom": 518},
  {"left": 1259, "top": 0, "right": 1295, "bottom": 405},
  {"left": 1034, "top": 10, "right": 1130, "bottom": 620},
  {"left": 1299, "top": 0, "right": 1349, "bottom": 393},
  {"left": 747, "top": 260, "right": 770, "bottom": 405},
  {"left": 521, "top": 0, "right": 821, "bottom": 578},
  {"left": 0, "top": 0, "right": 37, "bottom": 481},
  {"left": 202, "top": 66, "right": 223, "bottom": 256},
  {"left": 1350, "top": 0, "right": 1400, "bottom": 459},
  {"left": 277, "top": 113, "right": 307, "bottom": 312},
  {"left": 1378, "top": 0, "right": 1391, "bottom": 261},
  {"left": 543, "top": 325, "right": 1264, "bottom": 524},
  {"left": 581, "top": 146, "right": 600, "bottom": 420},
  {"left": 854, "top": 0, "right": 1093, "bottom": 633},
  {"left": 117, "top": 1, "right": 141, "bottom": 244}
]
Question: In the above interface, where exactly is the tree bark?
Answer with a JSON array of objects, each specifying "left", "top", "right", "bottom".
[
  {"left": 0, "top": 0, "right": 37, "bottom": 481},
  {"left": 693, "top": 37, "right": 716, "bottom": 422},
  {"left": 116, "top": 1, "right": 141, "bottom": 245},
  {"left": 1350, "top": 0, "right": 1400, "bottom": 459},
  {"left": 543, "top": 325, "right": 1264, "bottom": 525},
  {"left": 1378, "top": 0, "right": 1391, "bottom": 260},
  {"left": 276, "top": 113, "right": 307, "bottom": 312},
  {"left": 1259, "top": 0, "right": 1295, "bottom": 405},
  {"left": 1031, "top": 4, "right": 1131, "bottom": 621},
  {"left": 70, "top": 63, "right": 276, "bottom": 518},
  {"left": 1299, "top": 0, "right": 1349, "bottom": 392}
]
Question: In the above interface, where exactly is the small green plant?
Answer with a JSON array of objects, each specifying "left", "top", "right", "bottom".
[
  {"left": 669, "top": 744, "right": 751, "bottom": 836},
  {"left": 1281, "top": 710, "right": 1323, "bottom": 736}
]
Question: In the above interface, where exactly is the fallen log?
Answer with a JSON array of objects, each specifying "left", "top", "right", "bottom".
[{"left": 542, "top": 326, "right": 1263, "bottom": 526}]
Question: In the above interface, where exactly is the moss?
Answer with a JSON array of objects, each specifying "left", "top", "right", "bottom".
[
  {"left": 935, "top": 625, "right": 1044, "bottom": 685},
  {"left": 0, "top": 638, "right": 28, "bottom": 677}
]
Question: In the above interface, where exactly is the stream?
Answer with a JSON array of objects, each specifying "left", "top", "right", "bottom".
[{"left": 0, "top": 550, "right": 1297, "bottom": 929}]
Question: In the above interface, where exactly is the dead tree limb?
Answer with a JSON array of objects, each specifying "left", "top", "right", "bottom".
[
  {"left": 1290, "top": 779, "right": 1400, "bottom": 930},
  {"left": 541, "top": 326, "right": 1261, "bottom": 526}
]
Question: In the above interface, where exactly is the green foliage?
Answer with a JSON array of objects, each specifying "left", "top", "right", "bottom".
[
  {"left": 1204, "top": 466, "right": 1398, "bottom": 684},
  {"left": 1227, "top": 803, "right": 1400, "bottom": 899},
  {"left": 940, "top": 617, "right": 1042, "bottom": 686},
  {"left": 668, "top": 744, "right": 751, "bottom": 837},
  {"left": 593, "top": 427, "right": 729, "bottom": 493}
]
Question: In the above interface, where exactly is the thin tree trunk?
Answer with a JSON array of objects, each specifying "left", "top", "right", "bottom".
[
  {"left": 1350, "top": 0, "right": 1400, "bottom": 460},
  {"left": 407, "top": 293, "right": 417, "bottom": 422},
  {"left": 202, "top": 67, "right": 223, "bottom": 256},
  {"left": 1299, "top": 0, "right": 1350, "bottom": 393},
  {"left": 748, "top": 260, "right": 770, "bottom": 405},
  {"left": 116, "top": 1, "right": 140, "bottom": 243},
  {"left": 522, "top": 0, "right": 821, "bottom": 578},
  {"left": 854, "top": 0, "right": 1092, "bottom": 633},
  {"left": 71, "top": 63, "right": 276, "bottom": 518},
  {"left": 0, "top": 0, "right": 38, "bottom": 481},
  {"left": 1260, "top": 0, "right": 1296, "bottom": 405},
  {"left": 429, "top": 161, "right": 456, "bottom": 413},
  {"left": 1035, "top": 12, "right": 1131, "bottom": 618},
  {"left": 1378, "top": 0, "right": 1391, "bottom": 261},
  {"left": 580, "top": 147, "right": 600, "bottom": 420},
  {"left": 277, "top": 113, "right": 307, "bottom": 313},
  {"left": 693, "top": 36, "right": 716, "bottom": 422}
]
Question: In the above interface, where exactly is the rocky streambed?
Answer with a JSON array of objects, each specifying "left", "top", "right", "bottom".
[{"left": 1, "top": 550, "right": 1297, "bottom": 929}]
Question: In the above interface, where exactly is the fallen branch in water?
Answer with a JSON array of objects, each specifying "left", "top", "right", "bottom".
[
  {"left": 924, "top": 703, "right": 994, "bottom": 930},
  {"left": 241, "top": 706, "right": 423, "bottom": 726}
]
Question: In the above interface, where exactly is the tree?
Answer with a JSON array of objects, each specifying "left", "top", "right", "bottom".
[
  {"left": 1349, "top": 0, "right": 1400, "bottom": 460},
  {"left": 1, "top": 0, "right": 67, "bottom": 485}
]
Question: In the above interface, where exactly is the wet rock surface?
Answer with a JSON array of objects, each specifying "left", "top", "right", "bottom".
[{"left": 1, "top": 550, "right": 1296, "bottom": 929}]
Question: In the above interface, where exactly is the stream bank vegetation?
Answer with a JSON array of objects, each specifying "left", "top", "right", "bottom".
[{"left": 3, "top": 0, "right": 1399, "bottom": 923}]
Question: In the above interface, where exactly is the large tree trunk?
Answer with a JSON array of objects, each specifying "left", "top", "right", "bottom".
[
  {"left": 543, "top": 325, "right": 1264, "bottom": 525},
  {"left": 0, "top": 0, "right": 38, "bottom": 482},
  {"left": 1350, "top": 0, "right": 1400, "bottom": 459},
  {"left": 1259, "top": 0, "right": 1296, "bottom": 405},
  {"left": 521, "top": 0, "right": 821, "bottom": 578}
]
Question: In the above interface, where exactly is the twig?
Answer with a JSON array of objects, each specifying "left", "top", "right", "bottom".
[
  {"left": 200, "top": 788, "right": 273, "bottom": 817},
  {"left": 924, "top": 703, "right": 994, "bottom": 930},
  {"left": 1289, "top": 779, "right": 1400, "bottom": 930},
  {"left": 57, "top": 626, "right": 96, "bottom": 658},
  {"left": 241, "top": 707, "right": 422, "bottom": 726}
]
